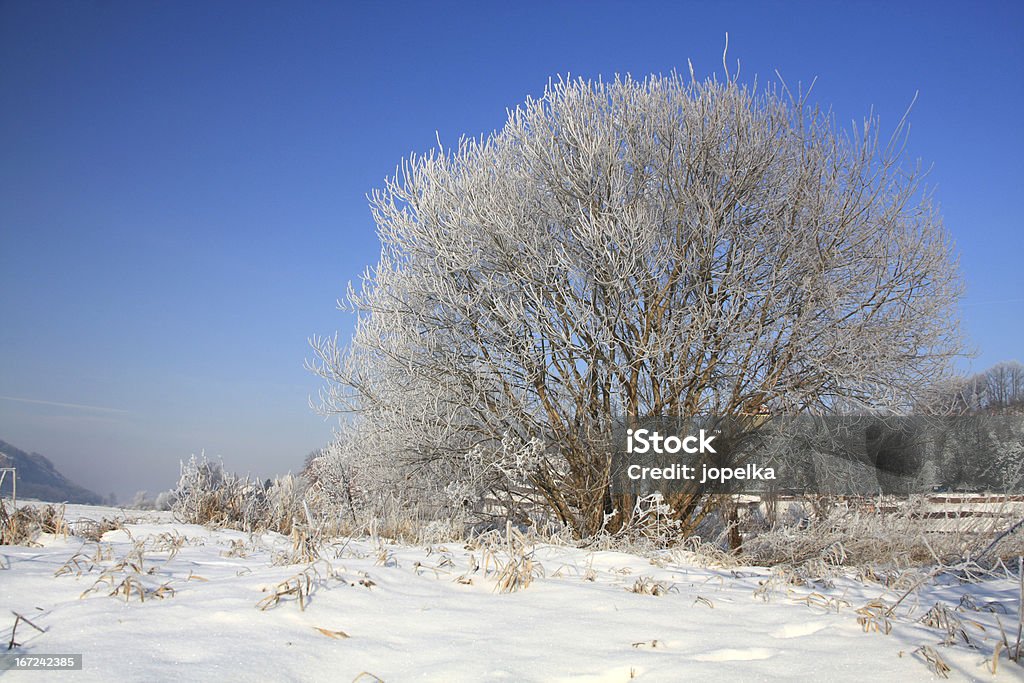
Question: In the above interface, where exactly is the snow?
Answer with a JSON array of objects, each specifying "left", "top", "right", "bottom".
[{"left": 2, "top": 504, "right": 1022, "bottom": 681}]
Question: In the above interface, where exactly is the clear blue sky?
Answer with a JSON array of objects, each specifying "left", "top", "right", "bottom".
[{"left": 1, "top": 1, "right": 1021, "bottom": 500}]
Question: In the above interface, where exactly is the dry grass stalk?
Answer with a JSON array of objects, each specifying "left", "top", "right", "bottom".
[
  {"left": 856, "top": 600, "right": 893, "bottom": 635},
  {"left": 481, "top": 523, "right": 544, "bottom": 593},
  {"left": 147, "top": 531, "right": 187, "bottom": 560},
  {"left": 412, "top": 561, "right": 449, "bottom": 579},
  {"left": 76, "top": 541, "right": 176, "bottom": 603},
  {"left": 373, "top": 545, "right": 397, "bottom": 568},
  {"left": 798, "top": 592, "right": 850, "bottom": 613},
  {"left": 105, "top": 575, "right": 174, "bottom": 603},
  {"left": 351, "top": 673, "right": 384, "bottom": 683},
  {"left": 54, "top": 550, "right": 95, "bottom": 578},
  {"left": 631, "top": 640, "right": 661, "bottom": 649},
  {"left": 222, "top": 539, "right": 249, "bottom": 558},
  {"left": 913, "top": 645, "right": 951, "bottom": 678},
  {"left": 956, "top": 593, "right": 1006, "bottom": 614},
  {"left": 752, "top": 566, "right": 832, "bottom": 603},
  {"left": 991, "top": 640, "right": 1004, "bottom": 674},
  {"left": 629, "top": 576, "right": 675, "bottom": 596},
  {"left": 80, "top": 570, "right": 174, "bottom": 602},
  {"left": 257, "top": 561, "right": 334, "bottom": 611},
  {"left": 314, "top": 626, "right": 350, "bottom": 639},
  {"left": 288, "top": 525, "right": 320, "bottom": 564},
  {"left": 920, "top": 603, "right": 983, "bottom": 647},
  {"left": 493, "top": 553, "right": 543, "bottom": 593},
  {"left": 54, "top": 543, "right": 116, "bottom": 575}
]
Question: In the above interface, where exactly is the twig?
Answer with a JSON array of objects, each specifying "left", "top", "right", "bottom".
[
  {"left": 978, "top": 517, "right": 1024, "bottom": 562},
  {"left": 8, "top": 611, "right": 45, "bottom": 650},
  {"left": 1015, "top": 556, "right": 1023, "bottom": 661},
  {"left": 885, "top": 568, "right": 940, "bottom": 617}
]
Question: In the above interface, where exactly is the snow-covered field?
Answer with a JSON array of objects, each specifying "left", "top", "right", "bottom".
[{"left": 2, "top": 503, "right": 1022, "bottom": 681}]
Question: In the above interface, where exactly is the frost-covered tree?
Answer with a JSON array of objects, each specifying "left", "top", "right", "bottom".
[
  {"left": 129, "top": 490, "right": 155, "bottom": 510},
  {"left": 310, "top": 71, "right": 964, "bottom": 537},
  {"left": 926, "top": 361, "right": 1024, "bottom": 415},
  {"left": 982, "top": 361, "right": 1024, "bottom": 409}
]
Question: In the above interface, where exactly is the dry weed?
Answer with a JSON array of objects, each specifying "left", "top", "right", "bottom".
[
  {"left": 629, "top": 576, "right": 676, "bottom": 596},
  {"left": 855, "top": 600, "right": 893, "bottom": 635},
  {"left": 222, "top": 538, "right": 250, "bottom": 558},
  {"left": 147, "top": 531, "right": 187, "bottom": 560},
  {"left": 73, "top": 517, "right": 123, "bottom": 542},
  {"left": 72, "top": 540, "right": 178, "bottom": 603},
  {"left": 1, "top": 501, "right": 69, "bottom": 546},
  {"left": 257, "top": 560, "right": 336, "bottom": 611},
  {"left": 921, "top": 603, "right": 985, "bottom": 647},
  {"left": 478, "top": 523, "right": 544, "bottom": 593},
  {"left": 913, "top": 644, "right": 951, "bottom": 678},
  {"left": 55, "top": 543, "right": 113, "bottom": 576}
]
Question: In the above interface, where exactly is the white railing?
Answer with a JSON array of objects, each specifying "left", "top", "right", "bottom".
[{"left": 0, "top": 465, "right": 15, "bottom": 507}]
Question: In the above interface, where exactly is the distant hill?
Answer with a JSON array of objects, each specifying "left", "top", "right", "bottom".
[{"left": 0, "top": 439, "right": 103, "bottom": 504}]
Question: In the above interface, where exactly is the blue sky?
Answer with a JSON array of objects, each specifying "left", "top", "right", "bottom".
[{"left": 1, "top": 1, "right": 1021, "bottom": 500}]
